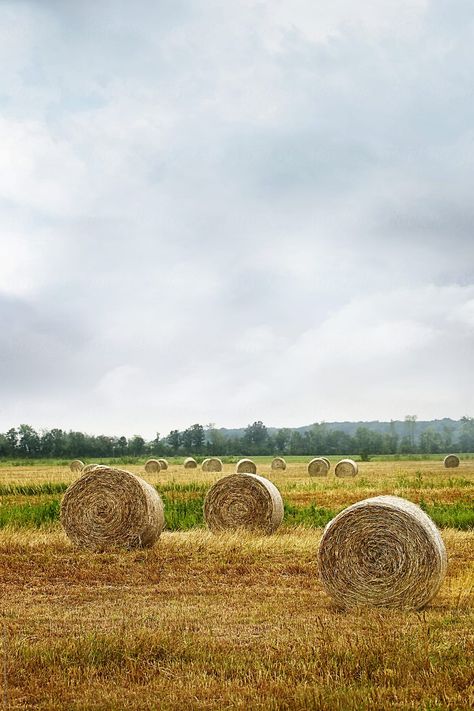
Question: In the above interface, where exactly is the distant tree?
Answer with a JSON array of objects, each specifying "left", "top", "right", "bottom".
[
  {"left": 242, "top": 421, "right": 269, "bottom": 455},
  {"left": 274, "top": 428, "right": 291, "bottom": 454},
  {"left": 128, "top": 435, "right": 146, "bottom": 457},
  {"left": 167, "top": 430, "right": 181, "bottom": 455},
  {"left": 17, "top": 424, "right": 41, "bottom": 457}
]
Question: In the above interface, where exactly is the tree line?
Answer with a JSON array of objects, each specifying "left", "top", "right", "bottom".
[{"left": 1, "top": 417, "right": 474, "bottom": 459}]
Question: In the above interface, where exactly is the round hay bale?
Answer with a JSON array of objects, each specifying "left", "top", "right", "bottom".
[
  {"left": 308, "top": 458, "right": 329, "bottom": 477},
  {"left": 204, "top": 473, "right": 284, "bottom": 534},
  {"left": 60, "top": 466, "right": 164, "bottom": 551},
  {"left": 271, "top": 457, "right": 287, "bottom": 471},
  {"left": 202, "top": 457, "right": 223, "bottom": 472},
  {"left": 70, "top": 460, "right": 84, "bottom": 473},
  {"left": 318, "top": 495, "right": 447, "bottom": 610},
  {"left": 235, "top": 458, "right": 257, "bottom": 474},
  {"left": 444, "top": 454, "right": 460, "bottom": 468},
  {"left": 144, "top": 458, "right": 161, "bottom": 474},
  {"left": 335, "top": 458, "right": 358, "bottom": 477},
  {"left": 183, "top": 457, "right": 198, "bottom": 469},
  {"left": 81, "top": 464, "right": 103, "bottom": 475},
  {"left": 158, "top": 458, "right": 169, "bottom": 470},
  {"left": 322, "top": 457, "right": 331, "bottom": 469}
]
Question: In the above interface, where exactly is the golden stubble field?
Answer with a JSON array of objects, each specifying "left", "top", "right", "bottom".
[{"left": 0, "top": 460, "right": 473, "bottom": 710}]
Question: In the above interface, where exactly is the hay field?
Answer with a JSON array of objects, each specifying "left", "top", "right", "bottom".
[{"left": 0, "top": 459, "right": 473, "bottom": 710}]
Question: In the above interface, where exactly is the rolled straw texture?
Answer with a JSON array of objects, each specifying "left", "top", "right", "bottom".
[
  {"left": 70, "top": 460, "right": 84, "bottom": 473},
  {"left": 145, "top": 459, "right": 161, "bottom": 474},
  {"left": 202, "top": 457, "right": 223, "bottom": 472},
  {"left": 271, "top": 457, "right": 287, "bottom": 471},
  {"left": 235, "top": 458, "right": 257, "bottom": 474},
  {"left": 318, "top": 495, "right": 447, "bottom": 610},
  {"left": 444, "top": 454, "right": 460, "bottom": 468},
  {"left": 308, "top": 458, "right": 329, "bottom": 477},
  {"left": 204, "top": 473, "right": 284, "bottom": 534},
  {"left": 60, "top": 466, "right": 164, "bottom": 551},
  {"left": 183, "top": 457, "right": 198, "bottom": 469},
  {"left": 158, "top": 459, "right": 169, "bottom": 470},
  {"left": 335, "top": 458, "right": 358, "bottom": 477}
]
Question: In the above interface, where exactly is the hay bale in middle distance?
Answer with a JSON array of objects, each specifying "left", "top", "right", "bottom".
[
  {"left": 335, "top": 458, "right": 358, "bottom": 477},
  {"left": 158, "top": 458, "right": 169, "bottom": 470},
  {"left": 202, "top": 457, "right": 223, "bottom": 472},
  {"left": 70, "top": 460, "right": 84, "bottom": 473},
  {"left": 308, "top": 458, "right": 329, "bottom": 477},
  {"left": 144, "top": 458, "right": 161, "bottom": 474},
  {"left": 60, "top": 466, "right": 164, "bottom": 552},
  {"left": 444, "top": 454, "right": 460, "bottom": 468},
  {"left": 204, "top": 473, "right": 284, "bottom": 534},
  {"left": 271, "top": 457, "right": 287, "bottom": 471},
  {"left": 235, "top": 458, "right": 257, "bottom": 474},
  {"left": 183, "top": 457, "right": 198, "bottom": 469}
]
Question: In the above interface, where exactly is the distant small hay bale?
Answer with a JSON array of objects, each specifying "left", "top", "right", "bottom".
[
  {"left": 183, "top": 457, "right": 198, "bottom": 469},
  {"left": 158, "top": 459, "right": 169, "bottom": 470},
  {"left": 335, "top": 458, "right": 358, "bottom": 477},
  {"left": 202, "top": 457, "right": 223, "bottom": 472},
  {"left": 70, "top": 460, "right": 84, "bottom": 473},
  {"left": 271, "top": 457, "right": 287, "bottom": 471},
  {"left": 144, "top": 458, "right": 161, "bottom": 474},
  {"left": 60, "top": 466, "right": 164, "bottom": 552},
  {"left": 235, "top": 458, "right": 257, "bottom": 474},
  {"left": 204, "top": 473, "right": 284, "bottom": 534},
  {"left": 318, "top": 495, "right": 447, "bottom": 610},
  {"left": 308, "top": 458, "right": 329, "bottom": 477},
  {"left": 322, "top": 457, "right": 331, "bottom": 470},
  {"left": 444, "top": 454, "right": 460, "bottom": 468},
  {"left": 81, "top": 464, "right": 103, "bottom": 475}
]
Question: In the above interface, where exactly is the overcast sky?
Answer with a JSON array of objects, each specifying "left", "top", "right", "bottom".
[{"left": 1, "top": 1, "right": 473, "bottom": 437}]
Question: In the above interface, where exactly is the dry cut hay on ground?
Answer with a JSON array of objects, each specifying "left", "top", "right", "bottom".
[
  {"left": 202, "top": 457, "right": 223, "bottom": 472},
  {"left": 183, "top": 457, "right": 198, "bottom": 469},
  {"left": 204, "top": 473, "right": 284, "bottom": 534},
  {"left": 335, "top": 458, "right": 358, "bottom": 477},
  {"left": 144, "top": 458, "right": 161, "bottom": 474},
  {"left": 444, "top": 454, "right": 460, "bottom": 468},
  {"left": 158, "top": 458, "right": 169, "bottom": 470},
  {"left": 60, "top": 466, "right": 165, "bottom": 551},
  {"left": 235, "top": 458, "right": 257, "bottom": 474},
  {"left": 271, "top": 457, "right": 287, "bottom": 470},
  {"left": 69, "top": 460, "right": 84, "bottom": 473},
  {"left": 318, "top": 495, "right": 447, "bottom": 610},
  {"left": 307, "top": 457, "right": 329, "bottom": 477}
]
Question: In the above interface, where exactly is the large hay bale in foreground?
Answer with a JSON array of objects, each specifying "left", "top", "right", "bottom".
[
  {"left": 318, "top": 495, "right": 447, "bottom": 609},
  {"left": 271, "top": 457, "right": 287, "bottom": 471},
  {"left": 335, "top": 458, "right": 358, "bottom": 477},
  {"left": 235, "top": 458, "right": 257, "bottom": 474},
  {"left": 70, "top": 460, "right": 84, "bottom": 473},
  {"left": 183, "top": 457, "right": 198, "bottom": 469},
  {"left": 202, "top": 457, "right": 223, "bottom": 472},
  {"left": 60, "top": 466, "right": 164, "bottom": 551},
  {"left": 144, "top": 458, "right": 161, "bottom": 474},
  {"left": 444, "top": 454, "right": 460, "bottom": 468},
  {"left": 308, "top": 458, "right": 329, "bottom": 477},
  {"left": 204, "top": 473, "right": 284, "bottom": 534},
  {"left": 158, "top": 458, "right": 169, "bottom": 470}
]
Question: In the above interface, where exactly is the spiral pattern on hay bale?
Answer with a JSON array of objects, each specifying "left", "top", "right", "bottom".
[
  {"left": 60, "top": 466, "right": 164, "bottom": 551},
  {"left": 308, "top": 458, "right": 329, "bottom": 477},
  {"left": 235, "top": 458, "right": 257, "bottom": 474},
  {"left": 202, "top": 457, "right": 223, "bottom": 472},
  {"left": 204, "top": 473, "right": 284, "bottom": 534},
  {"left": 318, "top": 495, "right": 447, "bottom": 610},
  {"left": 271, "top": 457, "right": 287, "bottom": 471},
  {"left": 144, "top": 458, "right": 161, "bottom": 474},
  {"left": 443, "top": 454, "right": 460, "bottom": 468},
  {"left": 335, "top": 458, "right": 358, "bottom": 477},
  {"left": 158, "top": 458, "right": 169, "bottom": 470},
  {"left": 183, "top": 457, "right": 198, "bottom": 469},
  {"left": 70, "top": 460, "right": 84, "bottom": 473}
]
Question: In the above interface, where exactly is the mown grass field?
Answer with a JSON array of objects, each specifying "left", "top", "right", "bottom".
[{"left": 0, "top": 458, "right": 473, "bottom": 710}]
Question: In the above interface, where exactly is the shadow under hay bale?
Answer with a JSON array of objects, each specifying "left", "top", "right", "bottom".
[
  {"left": 60, "top": 466, "right": 164, "bottom": 551},
  {"left": 308, "top": 458, "right": 329, "bottom": 477},
  {"left": 318, "top": 495, "right": 447, "bottom": 610},
  {"left": 202, "top": 457, "right": 223, "bottom": 472},
  {"left": 204, "top": 472, "right": 284, "bottom": 534},
  {"left": 335, "top": 458, "right": 358, "bottom": 477},
  {"left": 144, "top": 458, "right": 161, "bottom": 474},
  {"left": 235, "top": 458, "right": 257, "bottom": 474}
]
